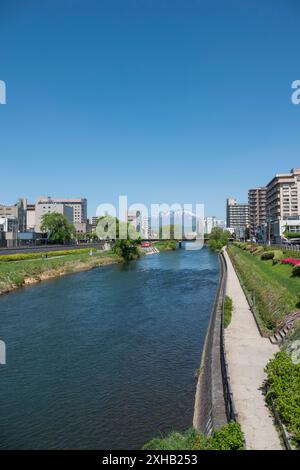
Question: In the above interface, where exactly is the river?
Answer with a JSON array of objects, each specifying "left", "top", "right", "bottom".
[{"left": 0, "top": 248, "right": 219, "bottom": 449}]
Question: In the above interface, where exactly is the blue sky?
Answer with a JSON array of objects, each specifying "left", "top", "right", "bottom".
[{"left": 0, "top": 0, "right": 299, "bottom": 218}]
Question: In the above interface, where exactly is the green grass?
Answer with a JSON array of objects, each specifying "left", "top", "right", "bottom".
[
  {"left": 152, "top": 240, "right": 177, "bottom": 251},
  {"left": 142, "top": 422, "right": 244, "bottom": 450},
  {"left": 228, "top": 244, "right": 300, "bottom": 332},
  {"left": 0, "top": 247, "right": 95, "bottom": 262},
  {"left": 0, "top": 250, "right": 119, "bottom": 293},
  {"left": 224, "top": 295, "right": 233, "bottom": 328}
]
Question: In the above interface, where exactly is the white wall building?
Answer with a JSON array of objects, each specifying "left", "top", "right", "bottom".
[{"left": 35, "top": 200, "right": 73, "bottom": 232}]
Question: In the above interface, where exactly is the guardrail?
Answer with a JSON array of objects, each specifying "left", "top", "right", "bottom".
[
  {"left": 194, "top": 249, "right": 238, "bottom": 435},
  {"left": 219, "top": 251, "right": 238, "bottom": 422}
]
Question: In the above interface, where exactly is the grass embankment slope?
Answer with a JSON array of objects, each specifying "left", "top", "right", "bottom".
[
  {"left": 227, "top": 244, "right": 300, "bottom": 334},
  {"left": 0, "top": 248, "right": 120, "bottom": 295},
  {"left": 152, "top": 240, "right": 177, "bottom": 251}
]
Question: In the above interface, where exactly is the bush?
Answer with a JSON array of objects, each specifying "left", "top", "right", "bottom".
[
  {"left": 261, "top": 251, "right": 274, "bottom": 260},
  {"left": 205, "top": 422, "right": 244, "bottom": 450},
  {"left": 143, "top": 422, "right": 244, "bottom": 450},
  {"left": 265, "top": 352, "right": 300, "bottom": 448},
  {"left": 292, "top": 265, "right": 300, "bottom": 277},
  {"left": 224, "top": 295, "right": 233, "bottom": 328},
  {"left": 273, "top": 250, "right": 283, "bottom": 261}
]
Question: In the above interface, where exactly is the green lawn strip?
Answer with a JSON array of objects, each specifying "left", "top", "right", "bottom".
[
  {"left": 228, "top": 244, "right": 299, "bottom": 332},
  {"left": 0, "top": 247, "right": 95, "bottom": 262},
  {"left": 0, "top": 250, "right": 119, "bottom": 291},
  {"left": 224, "top": 295, "right": 233, "bottom": 328}
]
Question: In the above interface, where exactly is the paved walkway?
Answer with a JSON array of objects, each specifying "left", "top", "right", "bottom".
[{"left": 224, "top": 248, "right": 282, "bottom": 450}]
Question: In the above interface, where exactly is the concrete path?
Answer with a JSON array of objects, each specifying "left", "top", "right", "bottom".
[{"left": 223, "top": 248, "right": 282, "bottom": 450}]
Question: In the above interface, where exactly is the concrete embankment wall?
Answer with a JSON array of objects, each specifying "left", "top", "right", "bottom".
[{"left": 193, "top": 251, "right": 235, "bottom": 434}]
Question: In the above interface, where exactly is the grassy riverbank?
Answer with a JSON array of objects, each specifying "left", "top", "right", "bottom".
[
  {"left": 0, "top": 249, "right": 120, "bottom": 295},
  {"left": 152, "top": 240, "right": 177, "bottom": 251},
  {"left": 227, "top": 244, "right": 300, "bottom": 334}
]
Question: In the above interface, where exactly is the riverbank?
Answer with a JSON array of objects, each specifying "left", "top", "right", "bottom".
[
  {"left": 227, "top": 243, "right": 300, "bottom": 335},
  {"left": 0, "top": 249, "right": 121, "bottom": 296},
  {"left": 224, "top": 248, "right": 282, "bottom": 450}
]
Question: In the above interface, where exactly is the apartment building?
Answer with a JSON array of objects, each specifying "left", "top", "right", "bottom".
[
  {"left": 248, "top": 187, "right": 267, "bottom": 240},
  {"left": 266, "top": 168, "right": 300, "bottom": 242},
  {"left": 226, "top": 198, "right": 249, "bottom": 238}
]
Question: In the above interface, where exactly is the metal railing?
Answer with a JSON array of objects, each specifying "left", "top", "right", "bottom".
[{"left": 219, "top": 251, "right": 238, "bottom": 422}]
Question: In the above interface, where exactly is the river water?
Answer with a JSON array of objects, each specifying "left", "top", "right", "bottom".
[{"left": 0, "top": 248, "right": 218, "bottom": 449}]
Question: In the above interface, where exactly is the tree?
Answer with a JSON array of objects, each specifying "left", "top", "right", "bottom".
[
  {"left": 112, "top": 238, "right": 140, "bottom": 261},
  {"left": 40, "top": 212, "right": 75, "bottom": 244},
  {"left": 208, "top": 227, "right": 230, "bottom": 251},
  {"left": 95, "top": 215, "right": 141, "bottom": 260}
]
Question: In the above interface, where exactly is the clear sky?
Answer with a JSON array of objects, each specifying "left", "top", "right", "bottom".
[{"left": 0, "top": 0, "right": 299, "bottom": 218}]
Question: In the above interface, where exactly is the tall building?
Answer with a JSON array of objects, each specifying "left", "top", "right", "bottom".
[
  {"left": 226, "top": 198, "right": 249, "bottom": 238},
  {"left": 248, "top": 188, "right": 267, "bottom": 240},
  {"left": 266, "top": 168, "right": 300, "bottom": 242}
]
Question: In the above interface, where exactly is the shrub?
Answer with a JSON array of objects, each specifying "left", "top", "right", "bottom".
[
  {"left": 205, "top": 422, "right": 244, "bottom": 450},
  {"left": 292, "top": 265, "right": 300, "bottom": 277},
  {"left": 281, "top": 258, "right": 300, "bottom": 267},
  {"left": 265, "top": 352, "right": 300, "bottom": 448},
  {"left": 273, "top": 250, "right": 283, "bottom": 261},
  {"left": 261, "top": 251, "right": 274, "bottom": 260},
  {"left": 143, "top": 422, "right": 244, "bottom": 450}
]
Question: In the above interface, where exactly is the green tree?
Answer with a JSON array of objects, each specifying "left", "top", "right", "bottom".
[
  {"left": 40, "top": 212, "right": 75, "bottom": 244},
  {"left": 112, "top": 238, "right": 140, "bottom": 261},
  {"left": 208, "top": 227, "right": 231, "bottom": 251},
  {"left": 95, "top": 215, "right": 141, "bottom": 260}
]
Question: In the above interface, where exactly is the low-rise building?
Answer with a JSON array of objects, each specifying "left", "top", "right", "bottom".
[{"left": 0, "top": 198, "right": 27, "bottom": 232}]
